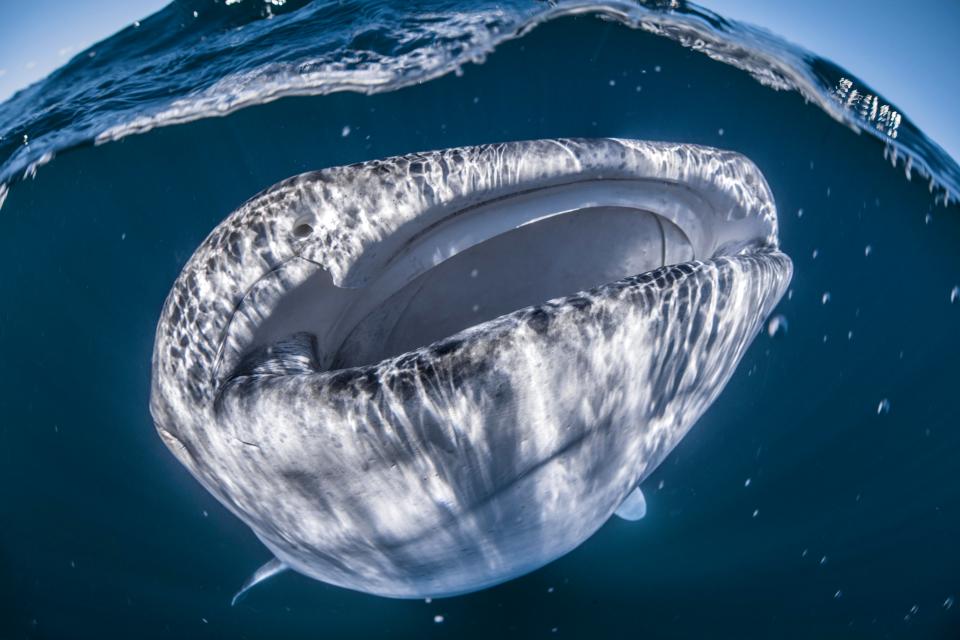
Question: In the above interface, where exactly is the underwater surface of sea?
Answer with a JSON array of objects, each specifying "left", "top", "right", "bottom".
[{"left": 1, "top": 1, "right": 958, "bottom": 638}]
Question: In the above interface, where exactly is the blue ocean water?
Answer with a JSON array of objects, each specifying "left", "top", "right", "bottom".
[{"left": 1, "top": 1, "right": 958, "bottom": 638}]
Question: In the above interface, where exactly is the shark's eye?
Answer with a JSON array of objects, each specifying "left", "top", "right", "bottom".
[{"left": 292, "top": 216, "right": 314, "bottom": 238}]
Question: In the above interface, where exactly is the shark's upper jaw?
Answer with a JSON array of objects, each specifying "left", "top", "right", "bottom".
[{"left": 151, "top": 139, "right": 792, "bottom": 599}]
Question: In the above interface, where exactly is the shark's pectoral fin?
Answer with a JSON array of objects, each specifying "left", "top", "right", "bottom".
[
  {"left": 614, "top": 486, "right": 647, "bottom": 521},
  {"left": 231, "top": 557, "right": 288, "bottom": 606}
]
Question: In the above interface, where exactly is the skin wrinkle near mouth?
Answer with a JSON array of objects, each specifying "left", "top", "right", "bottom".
[{"left": 653, "top": 213, "right": 668, "bottom": 264}]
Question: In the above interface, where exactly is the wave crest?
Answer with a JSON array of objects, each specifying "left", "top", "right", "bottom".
[{"left": 0, "top": 0, "right": 956, "bottom": 205}]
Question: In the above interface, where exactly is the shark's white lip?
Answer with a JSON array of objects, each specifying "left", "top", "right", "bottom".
[{"left": 150, "top": 138, "right": 791, "bottom": 600}]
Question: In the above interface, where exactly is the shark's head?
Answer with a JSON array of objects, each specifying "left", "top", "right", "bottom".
[{"left": 151, "top": 138, "right": 791, "bottom": 598}]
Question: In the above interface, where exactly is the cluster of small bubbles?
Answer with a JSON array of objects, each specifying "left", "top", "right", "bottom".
[
  {"left": 821, "top": 292, "right": 831, "bottom": 304},
  {"left": 341, "top": 125, "right": 351, "bottom": 138},
  {"left": 820, "top": 555, "right": 828, "bottom": 565},
  {"left": 654, "top": 65, "right": 661, "bottom": 72},
  {"left": 925, "top": 213, "right": 933, "bottom": 225},
  {"left": 877, "top": 398, "right": 891, "bottom": 415},
  {"left": 717, "top": 128, "right": 724, "bottom": 136},
  {"left": 945, "top": 596, "right": 955, "bottom": 610},
  {"left": 433, "top": 614, "right": 444, "bottom": 624},
  {"left": 767, "top": 314, "right": 788, "bottom": 338},
  {"left": 608, "top": 79, "right": 616, "bottom": 87}
]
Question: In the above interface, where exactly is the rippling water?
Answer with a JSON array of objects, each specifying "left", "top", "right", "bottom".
[{"left": 1, "top": 1, "right": 958, "bottom": 638}]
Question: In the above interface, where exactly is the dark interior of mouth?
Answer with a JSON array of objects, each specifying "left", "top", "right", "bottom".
[
  {"left": 238, "top": 177, "right": 765, "bottom": 375},
  {"left": 331, "top": 207, "right": 693, "bottom": 368}
]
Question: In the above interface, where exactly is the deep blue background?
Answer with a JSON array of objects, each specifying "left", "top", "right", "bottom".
[{"left": 1, "top": 14, "right": 958, "bottom": 639}]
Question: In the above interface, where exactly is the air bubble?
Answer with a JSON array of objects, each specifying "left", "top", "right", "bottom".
[{"left": 767, "top": 314, "right": 787, "bottom": 337}]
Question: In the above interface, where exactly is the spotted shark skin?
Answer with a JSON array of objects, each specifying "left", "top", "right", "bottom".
[{"left": 150, "top": 138, "right": 791, "bottom": 599}]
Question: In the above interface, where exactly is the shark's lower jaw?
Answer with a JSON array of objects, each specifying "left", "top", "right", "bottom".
[{"left": 151, "top": 139, "right": 792, "bottom": 599}]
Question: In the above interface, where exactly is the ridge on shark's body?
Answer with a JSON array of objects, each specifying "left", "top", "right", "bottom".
[{"left": 150, "top": 138, "right": 792, "bottom": 601}]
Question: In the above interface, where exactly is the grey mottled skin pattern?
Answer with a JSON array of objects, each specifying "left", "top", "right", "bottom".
[{"left": 150, "top": 138, "right": 791, "bottom": 598}]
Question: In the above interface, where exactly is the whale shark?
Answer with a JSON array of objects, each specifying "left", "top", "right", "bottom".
[{"left": 149, "top": 138, "right": 792, "bottom": 601}]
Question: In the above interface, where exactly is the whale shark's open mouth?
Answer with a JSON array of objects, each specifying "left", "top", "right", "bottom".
[
  {"left": 213, "top": 141, "right": 782, "bottom": 384},
  {"left": 151, "top": 138, "right": 791, "bottom": 599}
]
